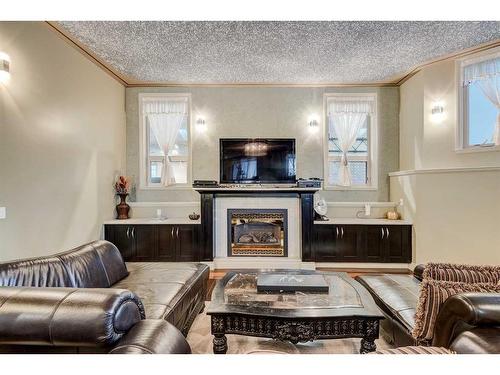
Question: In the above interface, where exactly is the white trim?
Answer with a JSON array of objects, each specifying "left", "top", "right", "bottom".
[
  {"left": 138, "top": 93, "right": 193, "bottom": 190},
  {"left": 323, "top": 92, "right": 378, "bottom": 191},
  {"left": 456, "top": 47, "right": 500, "bottom": 152},
  {"left": 325, "top": 201, "right": 397, "bottom": 208},
  {"left": 388, "top": 166, "right": 500, "bottom": 177},
  {"left": 128, "top": 201, "right": 199, "bottom": 207}
]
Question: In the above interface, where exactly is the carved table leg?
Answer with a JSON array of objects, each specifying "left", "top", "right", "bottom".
[
  {"left": 213, "top": 334, "right": 228, "bottom": 354},
  {"left": 360, "top": 337, "right": 377, "bottom": 354}
]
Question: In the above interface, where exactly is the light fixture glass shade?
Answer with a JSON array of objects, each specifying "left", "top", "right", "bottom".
[{"left": 244, "top": 141, "right": 268, "bottom": 156}]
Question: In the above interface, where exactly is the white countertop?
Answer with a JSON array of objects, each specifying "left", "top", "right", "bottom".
[
  {"left": 314, "top": 218, "right": 412, "bottom": 225},
  {"left": 104, "top": 218, "right": 201, "bottom": 225}
]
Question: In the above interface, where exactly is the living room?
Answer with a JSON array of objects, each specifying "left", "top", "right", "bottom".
[{"left": 1, "top": 1, "right": 500, "bottom": 373}]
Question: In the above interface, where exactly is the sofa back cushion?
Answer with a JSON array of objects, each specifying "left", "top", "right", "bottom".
[
  {"left": 412, "top": 279, "right": 500, "bottom": 342},
  {"left": 0, "top": 257, "right": 73, "bottom": 287},
  {"left": 0, "top": 241, "right": 128, "bottom": 288},
  {"left": 423, "top": 263, "right": 500, "bottom": 284},
  {"left": 90, "top": 240, "right": 129, "bottom": 286}
]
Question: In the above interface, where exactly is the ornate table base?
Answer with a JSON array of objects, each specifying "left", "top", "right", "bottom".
[{"left": 211, "top": 314, "right": 380, "bottom": 354}]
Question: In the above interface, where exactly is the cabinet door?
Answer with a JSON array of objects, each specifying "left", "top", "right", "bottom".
[
  {"left": 158, "top": 225, "right": 176, "bottom": 261},
  {"left": 176, "top": 225, "right": 199, "bottom": 262},
  {"left": 336, "top": 225, "right": 363, "bottom": 261},
  {"left": 314, "top": 225, "right": 339, "bottom": 262},
  {"left": 365, "top": 225, "right": 386, "bottom": 262},
  {"left": 105, "top": 225, "right": 135, "bottom": 261},
  {"left": 385, "top": 225, "right": 412, "bottom": 263},
  {"left": 133, "top": 225, "right": 157, "bottom": 261}
]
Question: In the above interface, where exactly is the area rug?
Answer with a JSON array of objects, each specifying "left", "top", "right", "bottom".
[{"left": 186, "top": 308, "right": 394, "bottom": 354}]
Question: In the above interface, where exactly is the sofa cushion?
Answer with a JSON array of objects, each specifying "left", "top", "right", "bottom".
[
  {"left": 0, "top": 257, "right": 72, "bottom": 287},
  {"left": 374, "top": 346, "right": 454, "bottom": 354},
  {"left": 423, "top": 263, "right": 500, "bottom": 284},
  {"left": 0, "top": 241, "right": 128, "bottom": 289},
  {"left": 112, "top": 262, "right": 206, "bottom": 320},
  {"left": 58, "top": 243, "right": 112, "bottom": 288},
  {"left": 91, "top": 241, "right": 129, "bottom": 285},
  {"left": 356, "top": 274, "right": 420, "bottom": 331},
  {"left": 412, "top": 279, "right": 500, "bottom": 342}
]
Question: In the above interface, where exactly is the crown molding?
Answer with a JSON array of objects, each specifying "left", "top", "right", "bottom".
[
  {"left": 45, "top": 21, "right": 500, "bottom": 89},
  {"left": 45, "top": 21, "right": 130, "bottom": 86}
]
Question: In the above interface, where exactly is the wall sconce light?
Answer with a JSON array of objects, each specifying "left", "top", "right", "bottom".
[
  {"left": 308, "top": 119, "right": 319, "bottom": 128},
  {"left": 0, "top": 52, "right": 10, "bottom": 84},
  {"left": 307, "top": 116, "right": 320, "bottom": 133},
  {"left": 196, "top": 117, "right": 207, "bottom": 132},
  {"left": 431, "top": 102, "right": 445, "bottom": 123}
]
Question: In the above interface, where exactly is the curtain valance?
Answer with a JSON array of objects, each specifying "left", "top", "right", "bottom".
[
  {"left": 142, "top": 99, "right": 188, "bottom": 115},
  {"left": 463, "top": 56, "right": 500, "bottom": 86},
  {"left": 328, "top": 98, "right": 374, "bottom": 115}
]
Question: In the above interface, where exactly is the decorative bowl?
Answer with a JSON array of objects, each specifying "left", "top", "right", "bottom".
[{"left": 189, "top": 212, "right": 201, "bottom": 220}]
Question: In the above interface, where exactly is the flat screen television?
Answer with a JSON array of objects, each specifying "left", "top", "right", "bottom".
[{"left": 220, "top": 138, "right": 296, "bottom": 184}]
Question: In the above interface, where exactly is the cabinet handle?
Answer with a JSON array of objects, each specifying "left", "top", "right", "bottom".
[
  {"left": 126, "top": 227, "right": 130, "bottom": 239},
  {"left": 381, "top": 227, "right": 384, "bottom": 239},
  {"left": 336, "top": 227, "right": 339, "bottom": 238},
  {"left": 386, "top": 228, "right": 390, "bottom": 239},
  {"left": 176, "top": 227, "right": 179, "bottom": 238},
  {"left": 131, "top": 227, "right": 135, "bottom": 238},
  {"left": 341, "top": 227, "right": 344, "bottom": 239}
]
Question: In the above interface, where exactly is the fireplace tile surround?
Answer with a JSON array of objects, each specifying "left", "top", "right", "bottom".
[{"left": 215, "top": 197, "right": 301, "bottom": 261}]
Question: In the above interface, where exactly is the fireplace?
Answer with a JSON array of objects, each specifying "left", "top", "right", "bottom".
[{"left": 227, "top": 209, "right": 287, "bottom": 257}]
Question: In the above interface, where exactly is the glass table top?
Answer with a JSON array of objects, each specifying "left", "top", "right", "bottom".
[{"left": 222, "top": 271, "right": 363, "bottom": 310}]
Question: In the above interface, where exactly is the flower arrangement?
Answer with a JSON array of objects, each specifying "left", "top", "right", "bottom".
[{"left": 115, "top": 176, "right": 130, "bottom": 195}]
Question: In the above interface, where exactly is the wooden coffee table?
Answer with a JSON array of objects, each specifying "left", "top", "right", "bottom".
[{"left": 207, "top": 270, "right": 384, "bottom": 354}]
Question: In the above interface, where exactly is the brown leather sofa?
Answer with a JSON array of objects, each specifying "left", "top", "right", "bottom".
[
  {"left": 356, "top": 266, "right": 500, "bottom": 354},
  {"left": 0, "top": 240, "right": 209, "bottom": 354}
]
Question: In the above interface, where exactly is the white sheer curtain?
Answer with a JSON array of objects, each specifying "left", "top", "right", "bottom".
[
  {"left": 144, "top": 100, "right": 187, "bottom": 186},
  {"left": 328, "top": 99, "right": 374, "bottom": 186},
  {"left": 464, "top": 56, "right": 500, "bottom": 145}
]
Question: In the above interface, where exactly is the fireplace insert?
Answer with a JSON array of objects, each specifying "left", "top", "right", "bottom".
[{"left": 227, "top": 209, "right": 287, "bottom": 257}]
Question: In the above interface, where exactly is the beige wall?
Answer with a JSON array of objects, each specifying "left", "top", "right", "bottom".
[
  {"left": 399, "top": 59, "right": 500, "bottom": 171},
  {"left": 392, "top": 59, "right": 500, "bottom": 266},
  {"left": 0, "top": 22, "right": 126, "bottom": 261},
  {"left": 126, "top": 86, "right": 399, "bottom": 203}
]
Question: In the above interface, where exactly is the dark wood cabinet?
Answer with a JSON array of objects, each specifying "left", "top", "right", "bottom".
[
  {"left": 104, "top": 224, "right": 201, "bottom": 262},
  {"left": 313, "top": 224, "right": 412, "bottom": 263}
]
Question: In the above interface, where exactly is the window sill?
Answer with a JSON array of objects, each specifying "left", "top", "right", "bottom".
[
  {"left": 455, "top": 145, "right": 500, "bottom": 154},
  {"left": 138, "top": 185, "right": 194, "bottom": 191},
  {"left": 323, "top": 185, "right": 378, "bottom": 191}
]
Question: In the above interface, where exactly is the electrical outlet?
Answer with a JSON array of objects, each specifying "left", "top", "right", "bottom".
[
  {"left": 364, "top": 204, "right": 371, "bottom": 216},
  {"left": 0, "top": 207, "right": 6, "bottom": 219}
]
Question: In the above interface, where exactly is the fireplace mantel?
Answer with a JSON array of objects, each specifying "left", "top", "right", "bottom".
[{"left": 193, "top": 187, "right": 320, "bottom": 196}]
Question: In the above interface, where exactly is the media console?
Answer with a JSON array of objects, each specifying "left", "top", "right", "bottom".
[{"left": 194, "top": 186, "right": 412, "bottom": 264}]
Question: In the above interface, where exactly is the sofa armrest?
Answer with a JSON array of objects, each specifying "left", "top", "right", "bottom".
[
  {"left": 413, "top": 264, "right": 425, "bottom": 281},
  {"left": 0, "top": 287, "right": 144, "bottom": 347},
  {"left": 109, "top": 320, "right": 191, "bottom": 354},
  {"left": 432, "top": 292, "right": 500, "bottom": 347}
]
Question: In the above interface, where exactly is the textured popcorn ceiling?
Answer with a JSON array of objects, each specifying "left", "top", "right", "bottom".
[{"left": 58, "top": 21, "right": 500, "bottom": 84}]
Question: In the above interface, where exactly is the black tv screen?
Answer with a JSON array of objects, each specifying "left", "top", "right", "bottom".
[{"left": 220, "top": 138, "right": 296, "bottom": 184}]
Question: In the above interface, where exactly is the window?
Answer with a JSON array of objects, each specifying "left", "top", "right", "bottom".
[
  {"left": 324, "top": 94, "right": 377, "bottom": 189},
  {"left": 458, "top": 49, "right": 500, "bottom": 151},
  {"left": 140, "top": 94, "right": 190, "bottom": 188}
]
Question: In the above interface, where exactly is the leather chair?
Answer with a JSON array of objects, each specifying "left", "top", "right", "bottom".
[
  {"left": 356, "top": 267, "right": 500, "bottom": 354},
  {"left": 0, "top": 240, "right": 209, "bottom": 353}
]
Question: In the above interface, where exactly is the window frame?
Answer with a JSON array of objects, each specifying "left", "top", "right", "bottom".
[
  {"left": 456, "top": 47, "right": 500, "bottom": 154},
  {"left": 323, "top": 93, "right": 378, "bottom": 191},
  {"left": 138, "top": 93, "right": 193, "bottom": 190}
]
